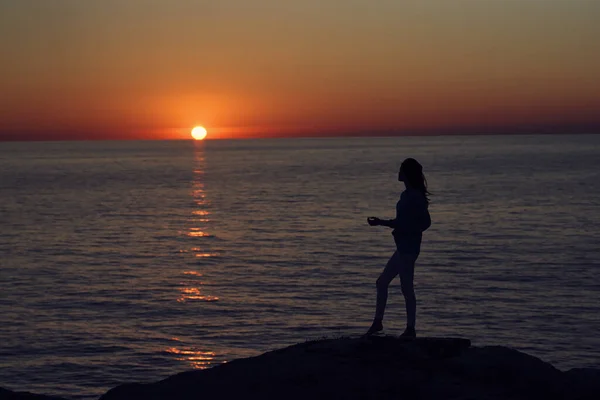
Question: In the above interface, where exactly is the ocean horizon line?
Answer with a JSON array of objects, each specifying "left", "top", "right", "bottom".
[{"left": 0, "top": 130, "right": 599, "bottom": 144}]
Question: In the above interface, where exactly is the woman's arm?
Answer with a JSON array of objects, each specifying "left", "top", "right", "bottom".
[
  {"left": 378, "top": 219, "right": 396, "bottom": 228},
  {"left": 367, "top": 192, "right": 407, "bottom": 229},
  {"left": 367, "top": 217, "right": 396, "bottom": 228}
]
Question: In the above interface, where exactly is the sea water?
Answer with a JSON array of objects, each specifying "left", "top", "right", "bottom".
[{"left": 1, "top": 135, "right": 599, "bottom": 399}]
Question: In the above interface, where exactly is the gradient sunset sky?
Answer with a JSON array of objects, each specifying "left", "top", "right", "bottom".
[{"left": 1, "top": 0, "right": 599, "bottom": 140}]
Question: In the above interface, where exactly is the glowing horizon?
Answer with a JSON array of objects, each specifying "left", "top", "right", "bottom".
[{"left": 1, "top": 1, "right": 599, "bottom": 141}]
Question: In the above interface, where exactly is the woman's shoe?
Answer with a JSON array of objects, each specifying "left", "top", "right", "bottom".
[
  {"left": 400, "top": 326, "right": 416, "bottom": 338},
  {"left": 365, "top": 319, "right": 383, "bottom": 336}
]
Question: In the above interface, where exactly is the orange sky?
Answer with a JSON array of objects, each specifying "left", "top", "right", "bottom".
[{"left": 1, "top": 0, "right": 599, "bottom": 140}]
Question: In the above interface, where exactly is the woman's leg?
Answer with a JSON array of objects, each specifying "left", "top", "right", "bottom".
[
  {"left": 374, "top": 251, "right": 402, "bottom": 321},
  {"left": 367, "top": 251, "right": 401, "bottom": 335},
  {"left": 398, "top": 254, "right": 418, "bottom": 329}
]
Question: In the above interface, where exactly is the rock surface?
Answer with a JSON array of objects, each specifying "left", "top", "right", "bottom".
[
  {"left": 2, "top": 336, "right": 599, "bottom": 400},
  {"left": 0, "top": 387, "right": 67, "bottom": 400},
  {"left": 99, "top": 336, "right": 598, "bottom": 400}
]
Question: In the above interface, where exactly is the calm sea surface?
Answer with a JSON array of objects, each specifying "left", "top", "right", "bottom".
[{"left": 1, "top": 135, "right": 599, "bottom": 399}]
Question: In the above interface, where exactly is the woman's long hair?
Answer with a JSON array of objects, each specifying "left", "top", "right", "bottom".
[{"left": 401, "top": 158, "right": 430, "bottom": 203}]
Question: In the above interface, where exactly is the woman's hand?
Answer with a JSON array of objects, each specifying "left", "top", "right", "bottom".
[{"left": 367, "top": 217, "right": 381, "bottom": 226}]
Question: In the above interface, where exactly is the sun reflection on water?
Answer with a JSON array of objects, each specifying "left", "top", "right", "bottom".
[
  {"left": 177, "top": 282, "right": 219, "bottom": 303},
  {"left": 177, "top": 143, "right": 220, "bottom": 303},
  {"left": 187, "top": 228, "right": 211, "bottom": 237},
  {"left": 165, "top": 345, "right": 216, "bottom": 370}
]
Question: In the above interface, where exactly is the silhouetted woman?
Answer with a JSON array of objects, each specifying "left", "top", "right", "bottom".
[{"left": 366, "top": 158, "right": 431, "bottom": 338}]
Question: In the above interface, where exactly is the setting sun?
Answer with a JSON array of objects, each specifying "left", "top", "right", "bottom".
[{"left": 191, "top": 126, "right": 208, "bottom": 140}]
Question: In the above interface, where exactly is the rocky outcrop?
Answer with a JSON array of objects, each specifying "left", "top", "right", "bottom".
[
  {"left": 3, "top": 336, "right": 599, "bottom": 400},
  {"left": 99, "top": 336, "right": 599, "bottom": 400},
  {"left": 0, "top": 387, "right": 67, "bottom": 400}
]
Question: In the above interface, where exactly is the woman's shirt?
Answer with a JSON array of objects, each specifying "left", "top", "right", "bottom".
[{"left": 391, "top": 188, "right": 431, "bottom": 255}]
